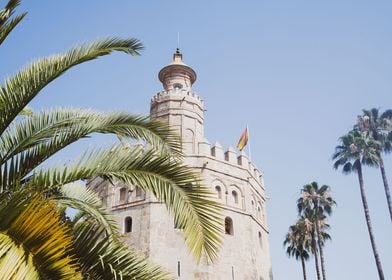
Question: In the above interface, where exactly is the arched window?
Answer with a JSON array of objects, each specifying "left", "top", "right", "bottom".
[
  {"left": 232, "top": 190, "right": 238, "bottom": 204},
  {"left": 251, "top": 200, "right": 255, "bottom": 211},
  {"left": 257, "top": 206, "right": 261, "bottom": 219},
  {"left": 225, "top": 217, "right": 233, "bottom": 235},
  {"left": 135, "top": 186, "right": 142, "bottom": 198},
  {"left": 124, "top": 217, "right": 132, "bottom": 233},
  {"left": 119, "top": 187, "right": 127, "bottom": 203},
  {"left": 258, "top": 231, "right": 263, "bottom": 248},
  {"left": 183, "top": 129, "right": 195, "bottom": 153},
  {"left": 215, "top": 186, "right": 222, "bottom": 199}
]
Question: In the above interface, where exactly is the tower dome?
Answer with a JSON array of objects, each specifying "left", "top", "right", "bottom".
[{"left": 158, "top": 48, "right": 197, "bottom": 91}]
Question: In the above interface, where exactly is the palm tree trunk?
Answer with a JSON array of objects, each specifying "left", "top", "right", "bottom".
[
  {"left": 357, "top": 164, "right": 385, "bottom": 280},
  {"left": 379, "top": 157, "right": 392, "bottom": 222},
  {"left": 312, "top": 235, "right": 321, "bottom": 280},
  {"left": 315, "top": 219, "right": 327, "bottom": 280},
  {"left": 301, "top": 255, "right": 307, "bottom": 280}
]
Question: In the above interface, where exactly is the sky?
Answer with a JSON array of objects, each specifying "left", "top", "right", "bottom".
[{"left": 2, "top": 1, "right": 392, "bottom": 279}]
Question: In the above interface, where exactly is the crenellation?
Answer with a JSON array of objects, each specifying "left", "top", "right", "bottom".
[
  {"left": 211, "top": 142, "right": 224, "bottom": 159},
  {"left": 151, "top": 90, "right": 203, "bottom": 105},
  {"left": 237, "top": 152, "right": 248, "bottom": 167},
  {"left": 224, "top": 146, "right": 237, "bottom": 164},
  {"left": 198, "top": 139, "right": 211, "bottom": 155},
  {"left": 196, "top": 142, "right": 264, "bottom": 186}
]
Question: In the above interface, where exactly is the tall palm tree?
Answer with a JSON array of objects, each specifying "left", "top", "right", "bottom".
[
  {"left": 333, "top": 130, "right": 385, "bottom": 280},
  {"left": 356, "top": 108, "right": 392, "bottom": 222},
  {"left": 0, "top": 1, "right": 223, "bottom": 278},
  {"left": 297, "top": 182, "right": 335, "bottom": 280},
  {"left": 284, "top": 218, "right": 311, "bottom": 280}
]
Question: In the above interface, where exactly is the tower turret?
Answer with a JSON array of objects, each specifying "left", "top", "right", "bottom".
[{"left": 151, "top": 49, "right": 204, "bottom": 154}]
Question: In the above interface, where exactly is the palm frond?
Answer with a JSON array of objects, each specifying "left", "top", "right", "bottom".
[
  {"left": 0, "top": 12, "right": 26, "bottom": 46},
  {"left": 0, "top": 191, "right": 81, "bottom": 279},
  {"left": 0, "top": 108, "right": 182, "bottom": 190},
  {"left": 0, "top": 0, "right": 22, "bottom": 26},
  {"left": 0, "top": 38, "right": 143, "bottom": 135},
  {"left": 52, "top": 183, "right": 120, "bottom": 237},
  {"left": 72, "top": 222, "right": 173, "bottom": 280},
  {"left": 28, "top": 145, "right": 223, "bottom": 263}
]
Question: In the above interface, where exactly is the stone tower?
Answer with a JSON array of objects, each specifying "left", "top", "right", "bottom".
[{"left": 88, "top": 50, "right": 272, "bottom": 280}]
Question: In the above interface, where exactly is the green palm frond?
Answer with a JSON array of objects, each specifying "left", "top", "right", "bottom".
[
  {"left": 0, "top": 0, "right": 20, "bottom": 23},
  {"left": 0, "top": 0, "right": 26, "bottom": 46},
  {"left": 0, "top": 12, "right": 25, "bottom": 45},
  {"left": 0, "top": 108, "right": 182, "bottom": 190},
  {"left": 29, "top": 145, "right": 223, "bottom": 262},
  {"left": 0, "top": 38, "right": 143, "bottom": 135},
  {"left": 0, "top": 191, "right": 81, "bottom": 279},
  {"left": 72, "top": 222, "right": 173, "bottom": 280},
  {"left": 53, "top": 183, "right": 120, "bottom": 237}
]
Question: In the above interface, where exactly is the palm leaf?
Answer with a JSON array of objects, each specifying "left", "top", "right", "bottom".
[
  {"left": 0, "top": 191, "right": 81, "bottom": 279},
  {"left": 29, "top": 145, "right": 223, "bottom": 262},
  {"left": 0, "top": 38, "right": 143, "bottom": 135},
  {"left": 72, "top": 222, "right": 173, "bottom": 280},
  {"left": 53, "top": 183, "right": 120, "bottom": 238},
  {"left": 0, "top": 12, "right": 26, "bottom": 46},
  {"left": 0, "top": 109, "right": 182, "bottom": 190}
]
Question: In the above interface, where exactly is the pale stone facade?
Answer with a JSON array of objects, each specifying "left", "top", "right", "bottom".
[{"left": 88, "top": 50, "right": 273, "bottom": 280}]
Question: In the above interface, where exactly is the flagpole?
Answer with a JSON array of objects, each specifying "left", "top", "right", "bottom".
[{"left": 247, "top": 125, "right": 252, "bottom": 161}]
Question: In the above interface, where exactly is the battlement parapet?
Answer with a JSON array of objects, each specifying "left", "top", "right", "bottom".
[
  {"left": 197, "top": 140, "right": 264, "bottom": 185},
  {"left": 151, "top": 90, "right": 204, "bottom": 105}
]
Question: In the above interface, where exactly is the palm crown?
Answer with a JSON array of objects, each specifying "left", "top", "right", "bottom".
[
  {"left": 284, "top": 218, "right": 311, "bottom": 261},
  {"left": 355, "top": 108, "right": 392, "bottom": 153},
  {"left": 333, "top": 129, "right": 381, "bottom": 173}
]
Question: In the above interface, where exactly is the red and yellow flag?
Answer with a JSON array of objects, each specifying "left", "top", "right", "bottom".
[{"left": 237, "top": 128, "right": 249, "bottom": 151}]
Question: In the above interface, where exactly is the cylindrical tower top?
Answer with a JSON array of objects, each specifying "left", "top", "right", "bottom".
[{"left": 158, "top": 49, "right": 197, "bottom": 91}]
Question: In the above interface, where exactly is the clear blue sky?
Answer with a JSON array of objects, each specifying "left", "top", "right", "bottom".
[{"left": 2, "top": 1, "right": 392, "bottom": 279}]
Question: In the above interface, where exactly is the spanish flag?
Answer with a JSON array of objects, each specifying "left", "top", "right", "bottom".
[{"left": 237, "top": 128, "right": 249, "bottom": 151}]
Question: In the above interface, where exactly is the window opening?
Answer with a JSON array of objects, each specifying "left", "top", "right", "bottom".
[
  {"left": 215, "top": 186, "right": 222, "bottom": 199},
  {"left": 232, "top": 190, "right": 238, "bottom": 204},
  {"left": 119, "top": 187, "right": 127, "bottom": 203},
  {"left": 124, "top": 217, "right": 132, "bottom": 233},
  {"left": 225, "top": 217, "right": 233, "bottom": 235}
]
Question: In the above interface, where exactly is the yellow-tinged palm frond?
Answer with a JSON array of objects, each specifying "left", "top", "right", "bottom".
[
  {"left": 29, "top": 145, "right": 223, "bottom": 263},
  {"left": 72, "top": 222, "right": 173, "bottom": 280},
  {"left": 0, "top": 38, "right": 143, "bottom": 135},
  {"left": 0, "top": 191, "right": 81, "bottom": 279}
]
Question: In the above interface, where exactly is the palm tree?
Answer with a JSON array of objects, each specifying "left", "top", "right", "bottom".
[
  {"left": 333, "top": 130, "right": 385, "bottom": 280},
  {"left": 356, "top": 108, "right": 392, "bottom": 222},
  {"left": 297, "top": 182, "right": 335, "bottom": 280},
  {"left": 0, "top": 1, "right": 223, "bottom": 278},
  {"left": 284, "top": 218, "right": 311, "bottom": 280}
]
